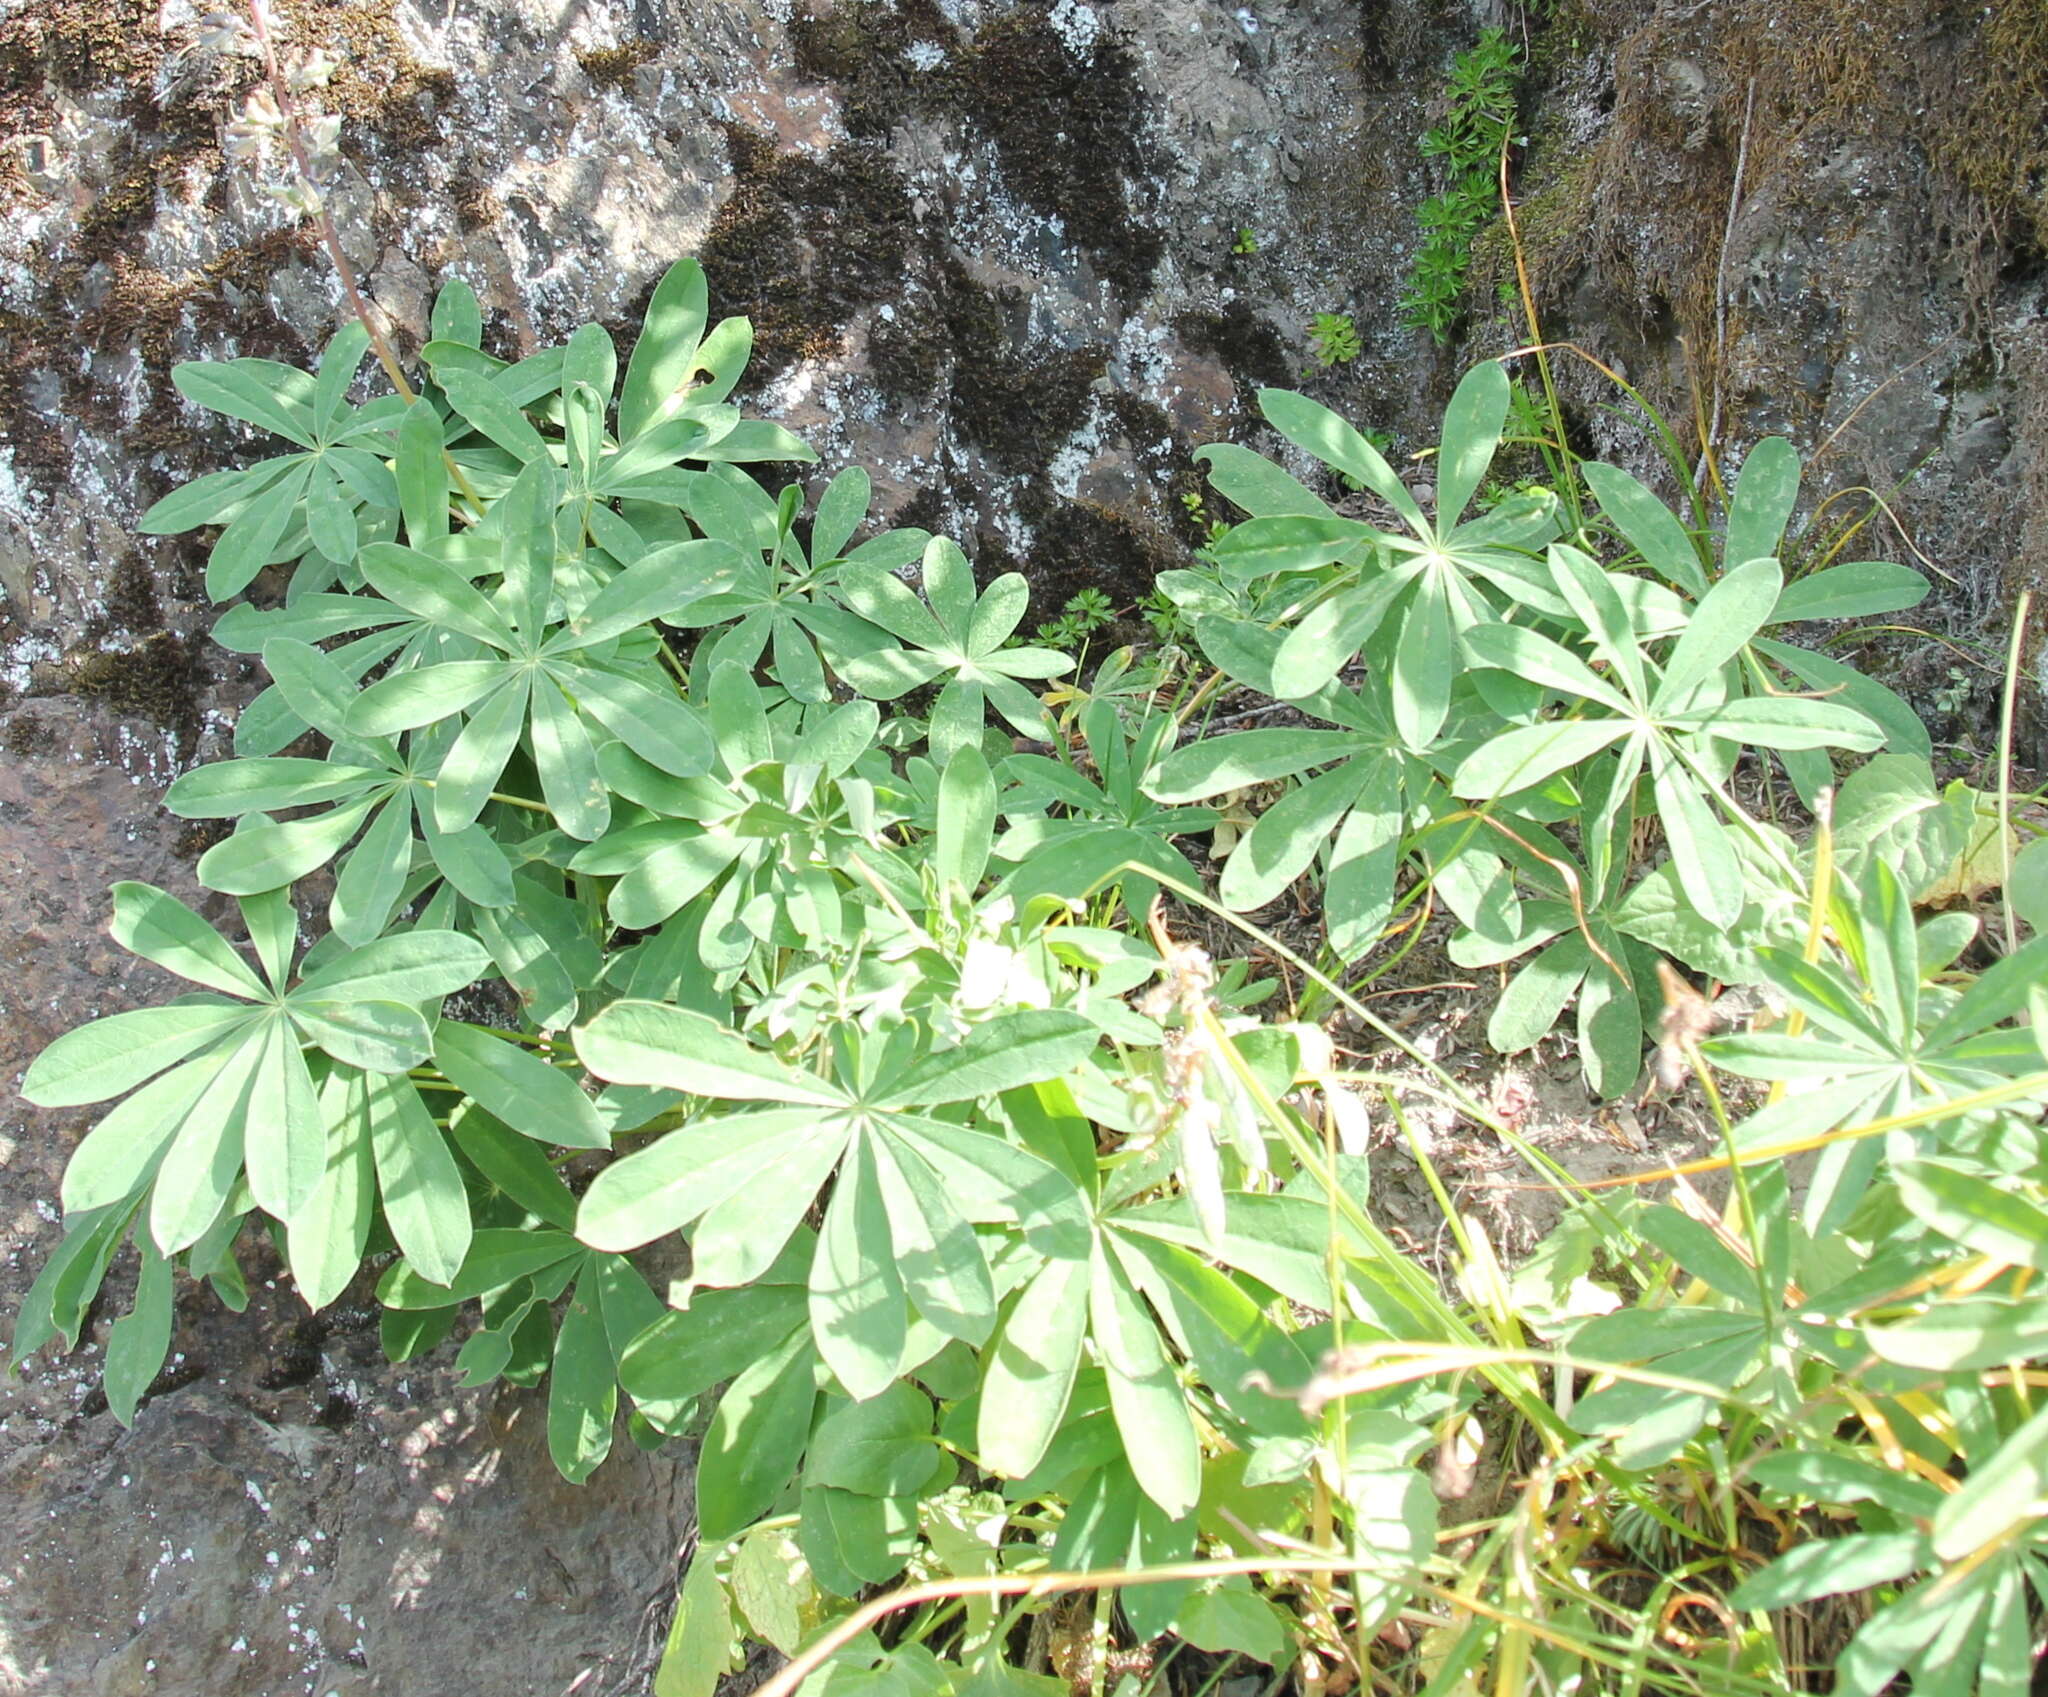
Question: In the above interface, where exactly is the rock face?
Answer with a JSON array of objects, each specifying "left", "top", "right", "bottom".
[{"left": 2, "top": 0, "right": 2043, "bottom": 1689}]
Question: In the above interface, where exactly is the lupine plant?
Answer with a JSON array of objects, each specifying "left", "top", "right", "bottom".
[{"left": 11, "top": 258, "right": 2048, "bottom": 1697}]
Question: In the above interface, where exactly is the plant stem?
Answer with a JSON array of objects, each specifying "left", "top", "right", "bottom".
[
  {"left": 1998, "top": 589, "right": 2032, "bottom": 955},
  {"left": 244, "top": 0, "right": 484, "bottom": 516}
]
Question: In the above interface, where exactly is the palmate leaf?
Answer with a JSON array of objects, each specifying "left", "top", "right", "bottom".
[
  {"left": 145, "top": 329, "right": 407, "bottom": 598},
  {"left": 574, "top": 1001, "right": 1094, "bottom": 1393},
  {"left": 1148, "top": 667, "right": 1429, "bottom": 958},
  {"left": 27, "top": 883, "right": 489, "bottom": 1256},
  {"left": 835, "top": 538, "right": 1067, "bottom": 759},
  {"left": 1709, "top": 865, "right": 2048, "bottom": 1231},
  {"left": 341, "top": 484, "right": 729, "bottom": 841},
  {"left": 1207, "top": 366, "right": 1560, "bottom": 738}
]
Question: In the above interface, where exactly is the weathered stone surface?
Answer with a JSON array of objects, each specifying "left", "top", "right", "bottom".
[
  {"left": 1, "top": 1380, "right": 686, "bottom": 1694},
  {"left": 2, "top": 0, "right": 2044, "bottom": 1688}
]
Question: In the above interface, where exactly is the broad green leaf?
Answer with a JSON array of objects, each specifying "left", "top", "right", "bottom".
[
  {"left": 2008, "top": 834, "right": 2048, "bottom": 934},
  {"left": 696, "top": 1328, "right": 817, "bottom": 1539},
  {"left": 432, "top": 1022, "right": 609, "bottom": 1149},
  {"left": 1654, "top": 751, "right": 1742, "bottom": 929},
  {"left": 59, "top": 1049, "right": 232, "bottom": 1214},
  {"left": 810, "top": 1137, "right": 908, "bottom": 1400},
  {"left": 366, "top": 1072, "right": 472, "bottom": 1285},
  {"left": 294, "top": 930, "right": 492, "bottom": 1006},
  {"left": 350, "top": 661, "right": 511, "bottom": 737},
  {"left": 557, "top": 665, "right": 714, "bottom": 780},
  {"left": 620, "top": 260, "right": 709, "bottom": 440},
  {"left": 575, "top": 1001, "right": 845, "bottom": 1105},
  {"left": 1207, "top": 514, "right": 1369, "bottom": 578},
  {"left": 196, "top": 798, "right": 378, "bottom": 896},
  {"left": 977, "top": 1253, "right": 1089, "bottom": 1479},
  {"left": 1194, "top": 441, "right": 1336, "bottom": 519},
  {"left": 166, "top": 756, "right": 383, "bottom": 819},
  {"left": 1580, "top": 460, "right": 1708, "bottom": 596},
  {"left": 1434, "top": 359, "right": 1509, "bottom": 525},
  {"left": 1272, "top": 570, "right": 1408, "bottom": 697},
  {"left": 1774, "top": 559, "right": 1928, "bottom": 622},
  {"left": 1461, "top": 620, "right": 1633, "bottom": 714},
  {"left": 1936, "top": 1404, "right": 2048, "bottom": 1557},
  {"left": 1258, "top": 389, "right": 1425, "bottom": 532},
  {"left": 880, "top": 1011, "right": 1096, "bottom": 1108},
  {"left": 1452, "top": 720, "right": 1629, "bottom": 799},
  {"left": 1868, "top": 1297, "right": 2048, "bottom": 1372},
  {"left": 330, "top": 794, "right": 424, "bottom": 943},
  {"left": 1678, "top": 695, "right": 1883, "bottom": 751},
  {"left": 1390, "top": 567, "right": 1454, "bottom": 749},
  {"left": 549, "top": 1264, "right": 618, "bottom": 1483},
  {"left": 1729, "top": 1533, "right": 1925, "bottom": 1610},
  {"left": 286, "top": 1075, "right": 374, "bottom": 1310},
  {"left": 102, "top": 1239, "right": 174, "bottom": 1427},
  {"left": 138, "top": 461, "right": 291, "bottom": 535},
  {"left": 1756, "top": 637, "right": 1930, "bottom": 757},
  {"left": 654, "top": 1546, "right": 735, "bottom": 1697},
  {"left": 732, "top": 1527, "right": 809, "bottom": 1650},
  {"left": 12, "top": 1203, "right": 131, "bottom": 1361},
  {"left": 289, "top": 998, "right": 434, "bottom": 1074},
  {"left": 870, "top": 1136, "right": 997, "bottom": 1344},
  {"left": 576, "top": 1108, "right": 841, "bottom": 1254},
  {"left": 1220, "top": 763, "right": 1366, "bottom": 910},
  {"left": 1894, "top": 1162, "right": 2048, "bottom": 1271},
  {"left": 934, "top": 743, "right": 995, "bottom": 894},
  {"left": 430, "top": 676, "right": 528, "bottom": 832},
  {"left": 1655, "top": 556, "right": 1782, "bottom": 707},
  {"left": 1091, "top": 1249, "right": 1200, "bottom": 1517},
  {"left": 205, "top": 462, "right": 311, "bottom": 600},
  {"left": 527, "top": 674, "right": 610, "bottom": 840},
  {"left": 809, "top": 1381, "right": 935, "bottom": 1496},
  {"left": 1149, "top": 728, "right": 1370, "bottom": 801},
  {"left": 430, "top": 278, "right": 483, "bottom": 348},
  {"left": 438, "top": 367, "right": 548, "bottom": 461},
  {"left": 621, "top": 1281, "right": 810, "bottom": 1409},
  {"left": 172, "top": 358, "right": 315, "bottom": 447},
  {"left": 801, "top": 1486, "right": 919, "bottom": 1595},
  {"left": 241, "top": 1017, "right": 325, "bottom": 1220},
  {"left": 557, "top": 541, "right": 740, "bottom": 648},
  {"left": 149, "top": 1027, "right": 267, "bottom": 1253},
  {"left": 1724, "top": 437, "right": 1800, "bottom": 571},
  {"left": 376, "top": 1226, "right": 583, "bottom": 1307},
  {"left": 449, "top": 1106, "right": 579, "bottom": 1228},
  {"left": 24, "top": 1001, "right": 253, "bottom": 1107},
  {"left": 110, "top": 883, "right": 268, "bottom": 1001},
  {"left": 1172, "top": 1582, "right": 1297, "bottom": 1669}
]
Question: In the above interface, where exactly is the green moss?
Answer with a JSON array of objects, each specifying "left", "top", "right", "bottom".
[
  {"left": 1172, "top": 304, "right": 1293, "bottom": 395},
  {"left": 869, "top": 294, "right": 950, "bottom": 400},
  {"left": 3, "top": 714, "right": 57, "bottom": 757},
  {"left": 576, "top": 40, "right": 657, "bottom": 93},
  {"left": 72, "top": 631, "right": 205, "bottom": 737},
  {"left": 0, "top": 0, "right": 160, "bottom": 138},
  {"left": 1017, "top": 494, "right": 1179, "bottom": 638},
  {"left": 921, "top": 254, "right": 1105, "bottom": 476},
  {"left": 175, "top": 818, "right": 232, "bottom": 861},
  {"left": 958, "top": 7, "right": 1163, "bottom": 302},
  {"left": 1467, "top": 147, "right": 1599, "bottom": 312},
  {"left": 789, "top": 0, "right": 1164, "bottom": 302},
  {"left": 450, "top": 172, "right": 504, "bottom": 230},
  {"left": 790, "top": 0, "right": 960, "bottom": 139},
  {"left": 699, "top": 126, "right": 914, "bottom": 385},
  {"left": 103, "top": 554, "right": 161, "bottom": 632}
]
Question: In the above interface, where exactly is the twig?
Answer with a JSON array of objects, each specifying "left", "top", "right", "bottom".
[
  {"left": 243, "top": 0, "right": 484, "bottom": 517},
  {"left": 245, "top": 0, "right": 412, "bottom": 403},
  {"left": 1999, "top": 590, "right": 2033, "bottom": 954},
  {"left": 1697, "top": 80, "right": 1754, "bottom": 486}
]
